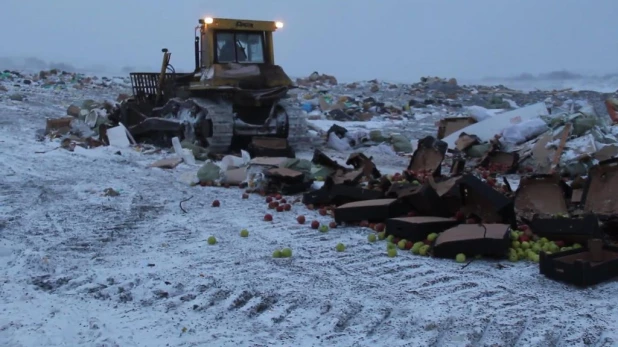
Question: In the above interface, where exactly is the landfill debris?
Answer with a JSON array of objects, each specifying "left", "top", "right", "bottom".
[{"left": 6, "top": 68, "right": 618, "bottom": 288}]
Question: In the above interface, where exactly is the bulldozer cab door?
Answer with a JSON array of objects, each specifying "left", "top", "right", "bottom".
[{"left": 215, "top": 31, "right": 265, "bottom": 64}]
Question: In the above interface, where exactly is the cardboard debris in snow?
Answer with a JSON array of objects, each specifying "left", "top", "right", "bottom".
[
  {"left": 583, "top": 158, "right": 618, "bottom": 219},
  {"left": 45, "top": 117, "right": 73, "bottom": 135},
  {"left": 248, "top": 137, "right": 295, "bottom": 158},
  {"left": 149, "top": 157, "right": 183, "bottom": 169},
  {"left": 432, "top": 224, "right": 511, "bottom": 258},
  {"left": 407, "top": 136, "right": 448, "bottom": 177},
  {"left": 437, "top": 117, "right": 477, "bottom": 139}
]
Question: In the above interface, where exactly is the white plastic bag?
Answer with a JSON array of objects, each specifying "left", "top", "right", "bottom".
[
  {"left": 220, "top": 149, "right": 250, "bottom": 171},
  {"left": 501, "top": 118, "right": 549, "bottom": 144},
  {"left": 327, "top": 132, "right": 351, "bottom": 151},
  {"left": 465, "top": 106, "right": 494, "bottom": 122}
]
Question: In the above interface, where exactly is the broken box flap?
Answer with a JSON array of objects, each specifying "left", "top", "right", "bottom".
[
  {"left": 514, "top": 174, "right": 570, "bottom": 219},
  {"left": 429, "top": 176, "right": 462, "bottom": 197},
  {"left": 459, "top": 175, "right": 515, "bottom": 225},
  {"left": 337, "top": 198, "right": 396, "bottom": 209},
  {"left": 480, "top": 150, "right": 520, "bottom": 174},
  {"left": 436, "top": 224, "right": 510, "bottom": 244},
  {"left": 386, "top": 216, "right": 461, "bottom": 242},
  {"left": 312, "top": 149, "right": 348, "bottom": 171},
  {"left": 249, "top": 157, "right": 289, "bottom": 167},
  {"left": 326, "top": 169, "right": 364, "bottom": 186},
  {"left": 432, "top": 223, "right": 511, "bottom": 258},
  {"left": 582, "top": 158, "right": 618, "bottom": 217},
  {"left": 390, "top": 216, "right": 456, "bottom": 224},
  {"left": 407, "top": 136, "right": 448, "bottom": 176},
  {"left": 266, "top": 167, "right": 304, "bottom": 180}
]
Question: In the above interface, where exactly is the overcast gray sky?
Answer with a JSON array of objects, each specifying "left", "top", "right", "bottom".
[{"left": 2, "top": 0, "right": 617, "bottom": 82}]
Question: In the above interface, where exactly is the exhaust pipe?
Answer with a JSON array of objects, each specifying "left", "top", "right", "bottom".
[{"left": 194, "top": 37, "right": 200, "bottom": 71}]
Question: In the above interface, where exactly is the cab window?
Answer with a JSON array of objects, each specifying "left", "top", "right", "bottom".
[{"left": 215, "top": 31, "right": 265, "bottom": 63}]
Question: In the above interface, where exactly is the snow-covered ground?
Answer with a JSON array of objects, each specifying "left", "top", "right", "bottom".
[{"left": 2, "top": 83, "right": 618, "bottom": 347}]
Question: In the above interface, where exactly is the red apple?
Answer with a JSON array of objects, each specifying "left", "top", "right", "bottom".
[
  {"left": 242, "top": 193, "right": 249, "bottom": 199},
  {"left": 519, "top": 224, "right": 530, "bottom": 231},
  {"left": 297, "top": 215, "right": 306, "bottom": 224},
  {"left": 519, "top": 235, "right": 530, "bottom": 242},
  {"left": 359, "top": 220, "right": 369, "bottom": 228},
  {"left": 555, "top": 240, "right": 565, "bottom": 248},
  {"left": 280, "top": 198, "right": 287, "bottom": 204},
  {"left": 311, "top": 220, "right": 320, "bottom": 229},
  {"left": 276, "top": 205, "right": 284, "bottom": 212},
  {"left": 329, "top": 221, "right": 337, "bottom": 229},
  {"left": 319, "top": 208, "right": 327, "bottom": 216},
  {"left": 284, "top": 204, "right": 292, "bottom": 211},
  {"left": 374, "top": 223, "right": 385, "bottom": 232},
  {"left": 405, "top": 241, "right": 413, "bottom": 250},
  {"left": 268, "top": 202, "right": 277, "bottom": 209},
  {"left": 266, "top": 197, "right": 273, "bottom": 203},
  {"left": 212, "top": 200, "right": 220, "bottom": 207},
  {"left": 454, "top": 211, "right": 465, "bottom": 221},
  {"left": 393, "top": 238, "right": 400, "bottom": 244},
  {"left": 263, "top": 213, "right": 273, "bottom": 221},
  {"left": 275, "top": 194, "right": 282, "bottom": 200}
]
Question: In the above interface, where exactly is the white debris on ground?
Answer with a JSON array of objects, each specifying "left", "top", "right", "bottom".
[{"left": 1, "top": 71, "right": 618, "bottom": 347}]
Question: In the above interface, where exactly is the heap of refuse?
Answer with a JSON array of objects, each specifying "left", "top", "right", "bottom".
[{"left": 13, "top": 67, "right": 618, "bottom": 287}]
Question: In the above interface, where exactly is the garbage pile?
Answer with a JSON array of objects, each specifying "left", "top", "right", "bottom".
[
  {"left": 178, "top": 97, "right": 618, "bottom": 288},
  {"left": 292, "top": 72, "right": 617, "bottom": 126},
  {"left": 19, "top": 66, "right": 618, "bottom": 287},
  {"left": 0, "top": 69, "right": 130, "bottom": 97}
]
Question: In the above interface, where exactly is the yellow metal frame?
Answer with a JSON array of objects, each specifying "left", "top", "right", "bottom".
[{"left": 199, "top": 17, "right": 278, "bottom": 69}]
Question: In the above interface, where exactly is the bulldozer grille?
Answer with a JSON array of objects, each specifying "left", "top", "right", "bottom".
[{"left": 129, "top": 73, "right": 177, "bottom": 105}]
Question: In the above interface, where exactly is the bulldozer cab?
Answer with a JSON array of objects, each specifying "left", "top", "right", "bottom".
[{"left": 197, "top": 17, "right": 283, "bottom": 69}]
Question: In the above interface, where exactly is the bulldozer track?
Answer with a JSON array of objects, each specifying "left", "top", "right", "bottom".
[{"left": 190, "top": 96, "right": 310, "bottom": 153}]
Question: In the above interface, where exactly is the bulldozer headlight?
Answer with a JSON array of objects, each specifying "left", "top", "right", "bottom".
[
  {"left": 275, "top": 21, "right": 284, "bottom": 29},
  {"left": 204, "top": 17, "right": 214, "bottom": 24}
]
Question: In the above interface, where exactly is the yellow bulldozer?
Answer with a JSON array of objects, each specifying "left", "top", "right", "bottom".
[{"left": 111, "top": 16, "right": 306, "bottom": 154}]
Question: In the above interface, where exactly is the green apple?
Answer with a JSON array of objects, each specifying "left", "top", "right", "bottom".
[
  {"left": 419, "top": 245, "right": 430, "bottom": 256},
  {"left": 367, "top": 234, "right": 377, "bottom": 242},
  {"left": 539, "top": 237, "right": 549, "bottom": 244},
  {"left": 508, "top": 249, "right": 518, "bottom": 262},
  {"left": 207, "top": 236, "right": 217, "bottom": 245},
  {"left": 387, "top": 248, "right": 397, "bottom": 257},
  {"left": 411, "top": 241, "right": 424, "bottom": 254},
  {"left": 412, "top": 180, "right": 420, "bottom": 185},
  {"left": 572, "top": 243, "right": 582, "bottom": 249},
  {"left": 510, "top": 231, "right": 519, "bottom": 241},
  {"left": 378, "top": 232, "right": 386, "bottom": 240},
  {"left": 386, "top": 235, "right": 395, "bottom": 242},
  {"left": 272, "top": 249, "right": 282, "bottom": 258},
  {"left": 427, "top": 233, "right": 438, "bottom": 242},
  {"left": 240, "top": 229, "right": 249, "bottom": 237},
  {"left": 386, "top": 242, "right": 396, "bottom": 250},
  {"left": 521, "top": 241, "right": 530, "bottom": 250},
  {"left": 397, "top": 239, "right": 407, "bottom": 250},
  {"left": 336, "top": 243, "right": 345, "bottom": 252},
  {"left": 319, "top": 225, "right": 329, "bottom": 233},
  {"left": 455, "top": 253, "right": 466, "bottom": 263},
  {"left": 281, "top": 248, "right": 292, "bottom": 257},
  {"left": 531, "top": 243, "right": 541, "bottom": 253},
  {"left": 512, "top": 241, "right": 521, "bottom": 249},
  {"left": 549, "top": 243, "right": 559, "bottom": 253},
  {"left": 530, "top": 254, "right": 540, "bottom": 262}
]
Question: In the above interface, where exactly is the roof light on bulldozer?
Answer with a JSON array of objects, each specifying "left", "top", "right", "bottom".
[
  {"left": 204, "top": 17, "right": 214, "bottom": 24},
  {"left": 275, "top": 21, "right": 284, "bottom": 29}
]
